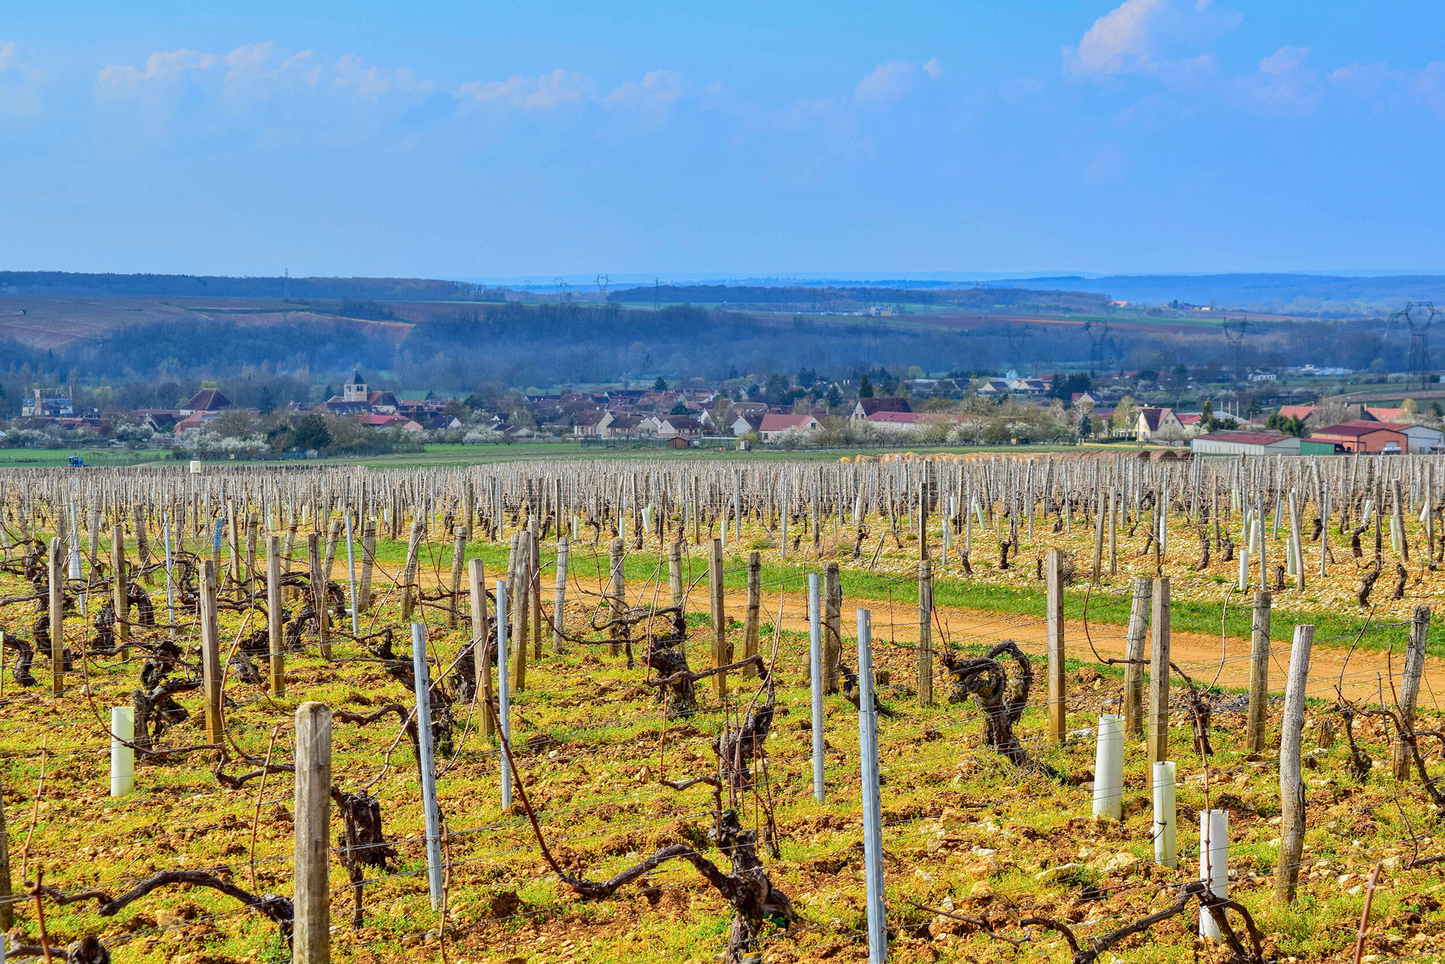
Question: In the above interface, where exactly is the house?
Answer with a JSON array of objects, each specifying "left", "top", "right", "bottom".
[
  {"left": 1070, "top": 392, "right": 1101, "bottom": 408},
  {"left": 1190, "top": 431, "right": 1302, "bottom": 456},
  {"left": 1009, "top": 377, "right": 1050, "bottom": 395},
  {"left": 731, "top": 413, "right": 765, "bottom": 436},
  {"left": 1136, "top": 407, "right": 1188, "bottom": 442},
  {"left": 1176, "top": 413, "right": 1203, "bottom": 435},
  {"left": 602, "top": 414, "right": 645, "bottom": 438},
  {"left": 422, "top": 415, "right": 463, "bottom": 431},
  {"left": 1308, "top": 421, "right": 1407, "bottom": 454},
  {"left": 1248, "top": 371, "right": 1278, "bottom": 382},
  {"left": 1400, "top": 424, "right": 1445, "bottom": 454},
  {"left": 653, "top": 414, "right": 702, "bottom": 439},
  {"left": 572, "top": 410, "right": 614, "bottom": 438},
  {"left": 1276, "top": 405, "right": 1316, "bottom": 426},
  {"left": 867, "top": 411, "right": 924, "bottom": 434},
  {"left": 1364, "top": 407, "right": 1405, "bottom": 423},
  {"left": 21, "top": 388, "right": 73, "bottom": 419},
  {"left": 759, "top": 413, "right": 821, "bottom": 442},
  {"left": 976, "top": 379, "right": 1013, "bottom": 397},
  {"left": 360, "top": 414, "right": 412, "bottom": 429},
  {"left": 851, "top": 398, "right": 911, "bottom": 420},
  {"left": 178, "top": 389, "right": 232, "bottom": 416}
]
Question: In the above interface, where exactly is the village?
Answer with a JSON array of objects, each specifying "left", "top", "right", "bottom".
[{"left": 4, "top": 363, "right": 1443, "bottom": 458}]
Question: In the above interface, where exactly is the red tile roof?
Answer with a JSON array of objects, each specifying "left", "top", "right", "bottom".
[
  {"left": 1312, "top": 421, "right": 1407, "bottom": 438},
  {"left": 1193, "top": 431, "right": 1294, "bottom": 445}
]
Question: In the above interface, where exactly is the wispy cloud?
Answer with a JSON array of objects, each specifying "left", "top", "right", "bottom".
[
  {"left": 1236, "top": 45, "right": 1319, "bottom": 114},
  {"left": 0, "top": 40, "right": 47, "bottom": 117},
  {"left": 457, "top": 68, "right": 595, "bottom": 110}
]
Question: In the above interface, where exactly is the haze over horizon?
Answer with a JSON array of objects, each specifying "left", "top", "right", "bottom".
[{"left": 3, "top": 1, "right": 1444, "bottom": 279}]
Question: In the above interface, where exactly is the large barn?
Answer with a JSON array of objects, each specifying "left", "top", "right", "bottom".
[{"left": 1190, "top": 430, "right": 1302, "bottom": 456}]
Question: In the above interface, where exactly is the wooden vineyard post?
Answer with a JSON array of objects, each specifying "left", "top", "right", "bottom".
[
  {"left": 1092, "top": 488, "right": 1106, "bottom": 582},
  {"left": 468, "top": 559, "right": 494, "bottom": 738},
  {"left": 531, "top": 525, "right": 543, "bottom": 660},
  {"left": 710, "top": 537, "right": 727, "bottom": 700},
  {"left": 1275, "top": 624, "right": 1313, "bottom": 904},
  {"left": 1123, "top": 577, "right": 1151, "bottom": 739},
  {"left": 1247, "top": 591, "right": 1272, "bottom": 754},
  {"left": 267, "top": 535, "right": 285, "bottom": 697},
  {"left": 0, "top": 770, "right": 11, "bottom": 930},
  {"left": 358, "top": 521, "right": 376, "bottom": 613},
  {"left": 824, "top": 562, "right": 842, "bottom": 694},
  {"left": 448, "top": 527, "right": 465, "bottom": 629},
  {"left": 1148, "top": 576, "right": 1171, "bottom": 765},
  {"left": 112, "top": 521, "right": 129, "bottom": 658},
  {"left": 49, "top": 537, "right": 64, "bottom": 696},
  {"left": 1109, "top": 488, "right": 1119, "bottom": 576},
  {"left": 294, "top": 701, "right": 333, "bottom": 964},
  {"left": 399, "top": 519, "right": 424, "bottom": 622},
  {"left": 512, "top": 534, "right": 529, "bottom": 693},
  {"left": 1394, "top": 606, "right": 1430, "bottom": 780},
  {"left": 918, "top": 558, "right": 933, "bottom": 707},
  {"left": 667, "top": 541, "right": 684, "bottom": 612},
  {"left": 553, "top": 536, "right": 570, "bottom": 654},
  {"left": 199, "top": 560, "right": 224, "bottom": 745},
  {"left": 608, "top": 538, "right": 626, "bottom": 657},
  {"left": 308, "top": 533, "right": 330, "bottom": 659},
  {"left": 743, "top": 551, "right": 761, "bottom": 678},
  {"left": 1046, "top": 548, "right": 1066, "bottom": 743}
]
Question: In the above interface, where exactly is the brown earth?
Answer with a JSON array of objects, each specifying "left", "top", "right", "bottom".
[{"left": 721, "top": 588, "right": 1440, "bottom": 705}]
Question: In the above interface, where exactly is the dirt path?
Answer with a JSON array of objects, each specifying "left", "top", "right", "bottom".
[{"left": 716, "top": 588, "right": 1442, "bottom": 706}]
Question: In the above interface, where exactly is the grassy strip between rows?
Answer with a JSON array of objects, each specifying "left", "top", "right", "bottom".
[{"left": 353, "top": 534, "right": 1434, "bottom": 656}]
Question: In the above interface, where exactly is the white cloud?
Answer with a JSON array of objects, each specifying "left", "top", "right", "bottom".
[
  {"left": 95, "top": 48, "right": 219, "bottom": 100},
  {"left": 1237, "top": 45, "right": 1318, "bottom": 114},
  {"left": 922, "top": 58, "right": 944, "bottom": 80},
  {"left": 1063, "top": 0, "right": 1241, "bottom": 87},
  {"left": 854, "top": 60, "right": 917, "bottom": 107},
  {"left": 606, "top": 70, "right": 690, "bottom": 110},
  {"left": 1410, "top": 62, "right": 1445, "bottom": 119},
  {"left": 96, "top": 43, "right": 427, "bottom": 105},
  {"left": 0, "top": 40, "right": 45, "bottom": 117},
  {"left": 1330, "top": 59, "right": 1445, "bottom": 119},
  {"left": 458, "top": 68, "right": 595, "bottom": 110}
]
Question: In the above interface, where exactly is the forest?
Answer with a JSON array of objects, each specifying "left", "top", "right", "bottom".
[{"left": 0, "top": 299, "right": 1425, "bottom": 415}]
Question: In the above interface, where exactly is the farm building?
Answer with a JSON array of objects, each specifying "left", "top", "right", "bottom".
[
  {"left": 1190, "top": 430, "right": 1302, "bottom": 456},
  {"left": 1308, "top": 421, "right": 1407, "bottom": 454},
  {"left": 1401, "top": 424, "right": 1445, "bottom": 454}
]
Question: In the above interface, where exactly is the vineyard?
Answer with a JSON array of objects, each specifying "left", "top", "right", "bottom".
[{"left": 0, "top": 452, "right": 1444, "bottom": 963}]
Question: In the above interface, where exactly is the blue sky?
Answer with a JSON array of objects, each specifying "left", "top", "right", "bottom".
[{"left": 2, "top": 1, "right": 1444, "bottom": 279}]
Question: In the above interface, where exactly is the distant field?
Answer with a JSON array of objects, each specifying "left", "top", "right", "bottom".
[{"left": 0, "top": 440, "right": 1119, "bottom": 470}]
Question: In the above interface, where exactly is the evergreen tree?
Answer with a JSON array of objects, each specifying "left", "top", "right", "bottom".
[{"left": 858, "top": 374, "right": 874, "bottom": 399}]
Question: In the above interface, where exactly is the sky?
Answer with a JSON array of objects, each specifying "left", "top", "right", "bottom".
[{"left": 2, "top": 1, "right": 1445, "bottom": 280}]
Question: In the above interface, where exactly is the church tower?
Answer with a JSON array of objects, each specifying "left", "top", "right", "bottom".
[{"left": 344, "top": 370, "right": 368, "bottom": 403}]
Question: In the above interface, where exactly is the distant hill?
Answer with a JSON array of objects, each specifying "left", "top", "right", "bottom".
[
  {"left": 1000, "top": 273, "right": 1445, "bottom": 316},
  {"left": 607, "top": 283, "right": 1109, "bottom": 313},
  {"left": 0, "top": 271, "right": 506, "bottom": 301}
]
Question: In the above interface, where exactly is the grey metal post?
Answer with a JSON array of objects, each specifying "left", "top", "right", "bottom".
[
  {"left": 497, "top": 577, "right": 512, "bottom": 810},
  {"left": 809, "top": 573, "right": 825, "bottom": 803},
  {"left": 344, "top": 512, "right": 359, "bottom": 636},
  {"left": 857, "top": 608, "right": 887, "bottom": 963},
  {"left": 410, "top": 622, "right": 445, "bottom": 910}
]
